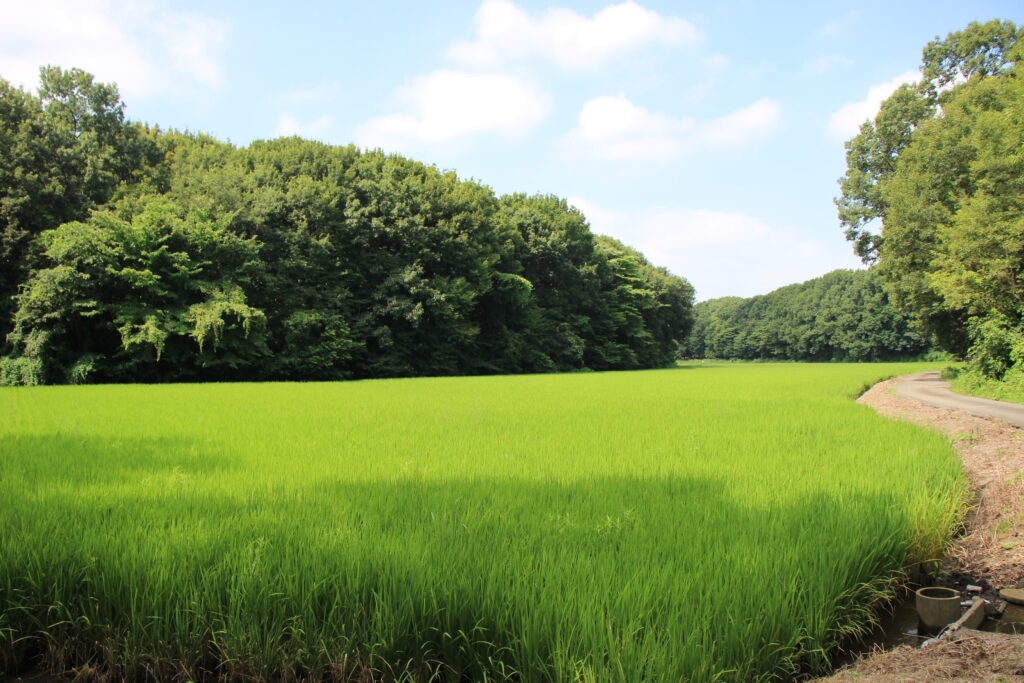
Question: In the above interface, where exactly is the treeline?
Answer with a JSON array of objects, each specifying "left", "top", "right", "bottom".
[
  {"left": 683, "top": 269, "right": 930, "bottom": 361},
  {"left": 837, "top": 20, "right": 1024, "bottom": 381},
  {"left": 0, "top": 68, "right": 694, "bottom": 385}
]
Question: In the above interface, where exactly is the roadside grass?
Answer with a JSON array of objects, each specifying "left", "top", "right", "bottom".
[
  {"left": 0, "top": 363, "right": 967, "bottom": 681},
  {"left": 944, "top": 365, "right": 1024, "bottom": 405}
]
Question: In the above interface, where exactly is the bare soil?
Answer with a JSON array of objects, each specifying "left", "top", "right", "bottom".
[
  {"left": 821, "top": 377, "right": 1024, "bottom": 682},
  {"left": 1, "top": 673, "right": 65, "bottom": 683}
]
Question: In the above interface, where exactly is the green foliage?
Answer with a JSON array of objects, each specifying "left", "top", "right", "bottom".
[
  {"left": 949, "top": 363, "right": 1024, "bottom": 404},
  {"left": 964, "top": 314, "right": 1024, "bottom": 379},
  {"left": 838, "top": 20, "right": 1024, "bottom": 381},
  {"left": 880, "top": 32, "right": 1024, "bottom": 374},
  {"left": 683, "top": 269, "right": 930, "bottom": 361},
  {"left": 940, "top": 364, "right": 961, "bottom": 381},
  {"left": 4, "top": 197, "right": 267, "bottom": 383},
  {"left": 0, "top": 355, "right": 43, "bottom": 386},
  {"left": 0, "top": 71, "right": 695, "bottom": 384},
  {"left": 920, "top": 20, "right": 1024, "bottom": 95},
  {"left": 593, "top": 235, "right": 695, "bottom": 368},
  {"left": 836, "top": 20, "right": 1022, "bottom": 264},
  {"left": 0, "top": 67, "right": 161, "bottom": 338},
  {"left": 0, "top": 364, "right": 966, "bottom": 680},
  {"left": 836, "top": 85, "right": 934, "bottom": 261}
]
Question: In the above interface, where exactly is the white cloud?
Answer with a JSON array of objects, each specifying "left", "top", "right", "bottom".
[
  {"left": 0, "top": 0, "right": 229, "bottom": 101},
  {"left": 827, "top": 70, "right": 919, "bottom": 138},
  {"left": 568, "top": 197, "right": 862, "bottom": 300},
  {"left": 274, "top": 113, "right": 334, "bottom": 140},
  {"left": 803, "top": 54, "right": 852, "bottom": 77},
  {"left": 356, "top": 70, "right": 548, "bottom": 149},
  {"left": 702, "top": 54, "right": 730, "bottom": 72},
  {"left": 566, "top": 94, "right": 694, "bottom": 161},
  {"left": 686, "top": 53, "right": 731, "bottom": 100},
  {"left": 568, "top": 197, "right": 622, "bottom": 234},
  {"left": 448, "top": 0, "right": 700, "bottom": 70},
  {"left": 564, "top": 95, "right": 780, "bottom": 161},
  {"left": 573, "top": 200, "right": 768, "bottom": 250},
  {"left": 699, "top": 98, "right": 781, "bottom": 146},
  {"left": 644, "top": 208, "right": 768, "bottom": 249}
]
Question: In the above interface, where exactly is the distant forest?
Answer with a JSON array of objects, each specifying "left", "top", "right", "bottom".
[
  {"left": 0, "top": 67, "right": 694, "bottom": 384},
  {"left": 682, "top": 269, "right": 931, "bottom": 362}
]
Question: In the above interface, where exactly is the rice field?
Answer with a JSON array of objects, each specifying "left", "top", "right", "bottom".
[{"left": 0, "top": 363, "right": 967, "bottom": 681}]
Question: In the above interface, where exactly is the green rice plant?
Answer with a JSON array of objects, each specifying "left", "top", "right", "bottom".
[{"left": 0, "top": 363, "right": 967, "bottom": 681}]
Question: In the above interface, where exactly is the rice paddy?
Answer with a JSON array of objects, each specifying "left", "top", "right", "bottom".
[{"left": 0, "top": 363, "right": 967, "bottom": 681}]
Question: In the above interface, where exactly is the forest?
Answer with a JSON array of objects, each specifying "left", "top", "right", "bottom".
[
  {"left": 1, "top": 19, "right": 1023, "bottom": 386},
  {"left": 836, "top": 20, "right": 1024, "bottom": 388},
  {"left": 0, "top": 68, "right": 693, "bottom": 384},
  {"left": 682, "top": 269, "right": 931, "bottom": 361}
]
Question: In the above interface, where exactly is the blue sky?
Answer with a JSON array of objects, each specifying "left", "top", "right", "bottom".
[{"left": 2, "top": 1, "right": 1021, "bottom": 300}]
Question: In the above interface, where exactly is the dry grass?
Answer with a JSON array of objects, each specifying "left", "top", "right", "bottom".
[
  {"left": 859, "top": 378, "right": 1024, "bottom": 588},
  {"left": 827, "top": 629, "right": 1024, "bottom": 682},
  {"left": 820, "top": 378, "right": 1024, "bottom": 682}
]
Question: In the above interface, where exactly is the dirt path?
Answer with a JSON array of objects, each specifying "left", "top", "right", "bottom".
[
  {"left": 820, "top": 375, "right": 1024, "bottom": 682},
  {"left": 896, "top": 371, "right": 1024, "bottom": 428}
]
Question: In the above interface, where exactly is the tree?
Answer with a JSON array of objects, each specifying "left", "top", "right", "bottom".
[
  {"left": 592, "top": 235, "right": 694, "bottom": 368},
  {"left": 836, "top": 20, "right": 1022, "bottom": 264},
  {"left": 0, "top": 67, "right": 160, "bottom": 340},
  {"left": 1, "top": 70, "right": 696, "bottom": 384},
  {"left": 880, "top": 56, "right": 1024, "bottom": 374},
  {"left": 497, "top": 194, "right": 599, "bottom": 371},
  {"left": 835, "top": 85, "right": 933, "bottom": 262},
  {"left": 2, "top": 198, "right": 267, "bottom": 385},
  {"left": 681, "top": 270, "right": 929, "bottom": 362},
  {"left": 835, "top": 20, "right": 1023, "bottom": 366}
]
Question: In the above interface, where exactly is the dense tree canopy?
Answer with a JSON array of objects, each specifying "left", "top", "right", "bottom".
[
  {"left": 837, "top": 20, "right": 1024, "bottom": 379},
  {"left": 836, "top": 20, "right": 1022, "bottom": 265},
  {"left": 0, "top": 67, "right": 160, "bottom": 333},
  {"left": 0, "top": 68, "right": 694, "bottom": 385},
  {"left": 682, "top": 269, "right": 930, "bottom": 362}
]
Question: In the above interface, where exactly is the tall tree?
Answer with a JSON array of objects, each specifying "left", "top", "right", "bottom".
[
  {"left": 880, "top": 53, "right": 1024, "bottom": 375},
  {"left": 835, "top": 20, "right": 1022, "bottom": 363},
  {"left": 0, "top": 67, "right": 160, "bottom": 339},
  {"left": 836, "top": 20, "right": 1022, "bottom": 264}
]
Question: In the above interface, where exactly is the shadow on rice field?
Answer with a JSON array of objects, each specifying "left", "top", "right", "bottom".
[{"left": 0, "top": 363, "right": 967, "bottom": 680}]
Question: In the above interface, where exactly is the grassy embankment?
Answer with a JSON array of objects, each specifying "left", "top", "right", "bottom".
[{"left": 0, "top": 363, "right": 966, "bottom": 681}]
